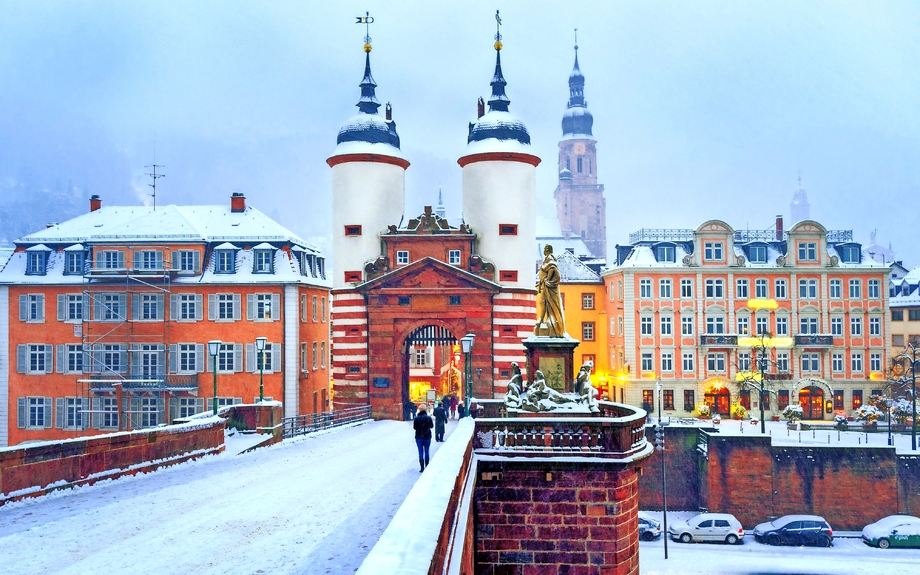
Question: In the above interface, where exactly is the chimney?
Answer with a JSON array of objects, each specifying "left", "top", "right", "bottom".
[
  {"left": 385, "top": 102, "right": 392, "bottom": 121},
  {"left": 89, "top": 195, "right": 102, "bottom": 212},
  {"left": 477, "top": 97, "right": 485, "bottom": 118},
  {"left": 231, "top": 192, "right": 246, "bottom": 213},
  {"left": 775, "top": 215, "right": 783, "bottom": 241}
]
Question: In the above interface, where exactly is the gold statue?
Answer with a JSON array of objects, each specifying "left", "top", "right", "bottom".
[{"left": 535, "top": 245, "right": 565, "bottom": 337}]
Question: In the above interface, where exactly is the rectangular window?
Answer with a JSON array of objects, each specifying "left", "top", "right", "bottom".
[
  {"left": 868, "top": 279, "right": 880, "bottom": 299},
  {"left": 414, "top": 347, "right": 428, "bottom": 367},
  {"left": 63, "top": 397, "right": 85, "bottom": 430},
  {"left": 707, "top": 353, "right": 726, "bottom": 372},
  {"left": 396, "top": 251, "right": 409, "bottom": 265},
  {"left": 681, "top": 316, "right": 694, "bottom": 336},
  {"left": 499, "top": 270, "right": 518, "bottom": 282},
  {"left": 139, "top": 397, "right": 159, "bottom": 428},
  {"left": 755, "top": 316, "right": 768, "bottom": 335},
  {"left": 684, "top": 390, "right": 695, "bottom": 412},
  {"left": 848, "top": 279, "right": 862, "bottom": 299},
  {"left": 682, "top": 352, "right": 694, "bottom": 372},
  {"left": 639, "top": 279, "right": 652, "bottom": 298},
  {"left": 660, "top": 316, "right": 672, "bottom": 336},
  {"left": 850, "top": 317, "right": 862, "bottom": 336},
  {"left": 736, "top": 279, "right": 749, "bottom": 299},
  {"left": 24, "top": 344, "right": 51, "bottom": 373},
  {"left": 776, "top": 352, "right": 789, "bottom": 372},
  {"left": 253, "top": 250, "right": 273, "bottom": 273},
  {"left": 134, "top": 250, "right": 162, "bottom": 270},
  {"left": 659, "top": 279, "right": 672, "bottom": 299},
  {"left": 252, "top": 293, "right": 275, "bottom": 320},
  {"left": 448, "top": 250, "right": 461, "bottom": 265},
  {"left": 774, "top": 279, "right": 787, "bottom": 299},
  {"left": 832, "top": 353, "right": 843, "bottom": 372},
  {"left": 25, "top": 396, "right": 50, "bottom": 428},
  {"left": 312, "top": 295, "right": 318, "bottom": 322},
  {"left": 705, "top": 316, "right": 724, "bottom": 334},
  {"left": 217, "top": 294, "right": 236, "bottom": 320},
  {"left": 851, "top": 353, "right": 863, "bottom": 372},
  {"left": 798, "top": 279, "right": 817, "bottom": 299},
  {"left": 704, "top": 279, "right": 724, "bottom": 298},
  {"left": 178, "top": 294, "right": 198, "bottom": 321},
  {"left": 582, "top": 322, "right": 595, "bottom": 341},
  {"left": 101, "top": 344, "right": 123, "bottom": 374},
  {"left": 778, "top": 390, "right": 790, "bottom": 410},
  {"left": 321, "top": 342, "right": 326, "bottom": 368},
  {"left": 398, "top": 296, "right": 411, "bottom": 306},
  {"left": 449, "top": 295, "right": 461, "bottom": 305},
  {"left": 344, "top": 271, "right": 362, "bottom": 283},
  {"left": 830, "top": 317, "right": 842, "bottom": 336},
  {"left": 642, "top": 389, "right": 654, "bottom": 411},
  {"left": 680, "top": 278, "right": 693, "bottom": 298},
  {"left": 640, "top": 317, "right": 653, "bottom": 336},
  {"left": 754, "top": 279, "right": 768, "bottom": 298},
  {"left": 799, "top": 317, "right": 818, "bottom": 334},
  {"left": 178, "top": 344, "right": 198, "bottom": 373},
  {"left": 499, "top": 224, "right": 518, "bottom": 235},
  {"left": 65, "top": 251, "right": 84, "bottom": 275},
  {"left": 739, "top": 390, "right": 751, "bottom": 410},
  {"left": 911, "top": 309, "right": 920, "bottom": 321},
  {"left": 176, "top": 250, "right": 199, "bottom": 272},
  {"left": 829, "top": 279, "right": 841, "bottom": 299},
  {"left": 178, "top": 397, "right": 201, "bottom": 419},
  {"left": 582, "top": 293, "right": 595, "bottom": 310},
  {"left": 656, "top": 245, "right": 675, "bottom": 262},
  {"left": 748, "top": 246, "right": 767, "bottom": 263},
  {"left": 321, "top": 297, "right": 327, "bottom": 322},
  {"left": 663, "top": 389, "right": 674, "bottom": 410},
  {"left": 736, "top": 316, "right": 749, "bottom": 335},
  {"left": 869, "top": 317, "right": 880, "bottom": 336},
  {"left": 798, "top": 242, "right": 817, "bottom": 261},
  {"left": 870, "top": 353, "right": 881, "bottom": 372},
  {"left": 344, "top": 225, "right": 362, "bottom": 236},
  {"left": 738, "top": 352, "right": 750, "bottom": 372},
  {"left": 801, "top": 353, "right": 819, "bottom": 373},
  {"left": 618, "top": 316, "right": 624, "bottom": 336},
  {"left": 139, "top": 294, "right": 160, "bottom": 320},
  {"left": 852, "top": 390, "right": 863, "bottom": 409},
  {"left": 641, "top": 352, "right": 653, "bottom": 373},
  {"left": 99, "top": 250, "right": 124, "bottom": 270},
  {"left": 65, "top": 344, "right": 83, "bottom": 373},
  {"left": 704, "top": 242, "right": 723, "bottom": 261},
  {"left": 312, "top": 342, "right": 318, "bottom": 371},
  {"left": 216, "top": 251, "right": 235, "bottom": 274},
  {"left": 217, "top": 343, "right": 236, "bottom": 373},
  {"left": 661, "top": 353, "right": 673, "bottom": 372},
  {"left": 776, "top": 316, "right": 788, "bottom": 336},
  {"left": 101, "top": 397, "right": 118, "bottom": 429},
  {"left": 21, "top": 294, "right": 45, "bottom": 322},
  {"left": 893, "top": 334, "right": 904, "bottom": 347}
]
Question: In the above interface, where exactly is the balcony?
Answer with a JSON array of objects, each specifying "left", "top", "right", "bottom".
[
  {"left": 629, "top": 228, "right": 694, "bottom": 243},
  {"left": 85, "top": 373, "right": 199, "bottom": 392},
  {"left": 700, "top": 334, "right": 738, "bottom": 347},
  {"left": 795, "top": 334, "right": 834, "bottom": 347}
]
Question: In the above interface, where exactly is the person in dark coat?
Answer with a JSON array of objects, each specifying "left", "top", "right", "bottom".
[
  {"left": 457, "top": 402, "right": 466, "bottom": 419},
  {"left": 449, "top": 395, "right": 458, "bottom": 419},
  {"left": 413, "top": 404, "right": 434, "bottom": 472},
  {"left": 433, "top": 403, "right": 448, "bottom": 442}
]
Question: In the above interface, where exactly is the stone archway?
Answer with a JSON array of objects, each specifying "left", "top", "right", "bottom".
[
  {"left": 793, "top": 378, "right": 833, "bottom": 420},
  {"left": 702, "top": 377, "right": 733, "bottom": 415},
  {"left": 397, "top": 323, "right": 460, "bottom": 416}
]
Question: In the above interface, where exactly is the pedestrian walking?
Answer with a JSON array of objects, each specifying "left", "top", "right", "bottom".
[
  {"left": 413, "top": 404, "right": 434, "bottom": 472},
  {"left": 457, "top": 403, "right": 466, "bottom": 419},
  {"left": 450, "top": 395, "right": 458, "bottom": 419},
  {"left": 434, "top": 402, "right": 448, "bottom": 442}
]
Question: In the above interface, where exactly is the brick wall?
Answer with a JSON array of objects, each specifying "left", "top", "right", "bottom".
[
  {"left": 700, "top": 433, "right": 773, "bottom": 528},
  {"left": 638, "top": 426, "right": 701, "bottom": 511},
  {"left": 0, "top": 418, "right": 224, "bottom": 503},
  {"left": 898, "top": 455, "right": 920, "bottom": 517},
  {"left": 475, "top": 461, "right": 642, "bottom": 575}
]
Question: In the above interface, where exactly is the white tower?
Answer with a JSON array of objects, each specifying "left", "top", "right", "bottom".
[
  {"left": 790, "top": 175, "right": 810, "bottom": 225},
  {"left": 328, "top": 43, "right": 408, "bottom": 288},
  {"left": 458, "top": 31, "right": 540, "bottom": 289}
]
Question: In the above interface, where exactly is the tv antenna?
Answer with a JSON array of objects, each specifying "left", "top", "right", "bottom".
[{"left": 145, "top": 163, "right": 165, "bottom": 210}]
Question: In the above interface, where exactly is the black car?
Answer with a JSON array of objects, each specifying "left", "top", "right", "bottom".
[{"left": 753, "top": 515, "right": 833, "bottom": 547}]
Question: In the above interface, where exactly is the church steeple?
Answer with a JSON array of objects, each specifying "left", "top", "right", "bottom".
[
  {"left": 487, "top": 49, "right": 511, "bottom": 112},
  {"left": 357, "top": 51, "right": 380, "bottom": 114},
  {"left": 561, "top": 31, "right": 593, "bottom": 138}
]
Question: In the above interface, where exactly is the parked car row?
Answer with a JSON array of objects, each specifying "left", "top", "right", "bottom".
[{"left": 640, "top": 512, "right": 920, "bottom": 550}]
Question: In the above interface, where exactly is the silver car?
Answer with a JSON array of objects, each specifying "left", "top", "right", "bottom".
[{"left": 669, "top": 513, "right": 745, "bottom": 544}]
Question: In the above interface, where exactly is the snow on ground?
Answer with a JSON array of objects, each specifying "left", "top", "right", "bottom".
[{"left": 0, "top": 418, "right": 458, "bottom": 575}]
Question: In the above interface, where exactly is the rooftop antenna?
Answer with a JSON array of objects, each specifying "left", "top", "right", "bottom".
[
  {"left": 145, "top": 140, "right": 165, "bottom": 210},
  {"left": 574, "top": 27, "right": 578, "bottom": 51}
]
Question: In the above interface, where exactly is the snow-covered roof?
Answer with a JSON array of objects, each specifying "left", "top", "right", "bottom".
[
  {"left": 556, "top": 250, "right": 601, "bottom": 283},
  {"left": 330, "top": 133, "right": 405, "bottom": 161},
  {"left": 536, "top": 236, "right": 592, "bottom": 260},
  {"left": 617, "top": 244, "right": 692, "bottom": 268},
  {"left": 25, "top": 243, "right": 52, "bottom": 252}
]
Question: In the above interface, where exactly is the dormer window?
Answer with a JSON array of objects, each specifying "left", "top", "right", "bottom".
[
  {"left": 215, "top": 251, "right": 235, "bottom": 274},
  {"left": 798, "top": 242, "right": 817, "bottom": 261},
  {"left": 253, "top": 249, "right": 274, "bottom": 274},
  {"left": 703, "top": 242, "right": 723, "bottom": 261},
  {"left": 656, "top": 245, "right": 676, "bottom": 263},
  {"left": 64, "top": 252, "right": 84, "bottom": 275},
  {"left": 134, "top": 250, "right": 163, "bottom": 270},
  {"left": 317, "top": 257, "right": 326, "bottom": 279},
  {"left": 839, "top": 245, "right": 861, "bottom": 263},
  {"left": 748, "top": 245, "right": 767, "bottom": 263},
  {"left": 26, "top": 252, "right": 47, "bottom": 275}
]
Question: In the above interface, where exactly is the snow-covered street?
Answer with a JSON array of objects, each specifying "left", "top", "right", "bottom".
[{"left": 0, "top": 419, "right": 456, "bottom": 575}]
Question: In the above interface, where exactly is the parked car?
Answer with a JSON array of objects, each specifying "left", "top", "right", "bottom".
[
  {"left": 753, "top": 515, "right": 833, "bottom": 547},
  {"left": 668, "top": 513, "right": 744, "bottom": 544},
  {"left": 862, "top": 515, "right": 920, "bottom": 549},
  {"left": 638, "top": 512, "right": 662, "bottom": 541}
]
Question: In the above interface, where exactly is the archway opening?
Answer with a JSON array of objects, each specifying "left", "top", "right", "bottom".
[
  {"left": 798, "top": 386, "right": 825, "bottom": 420},
  {"left": 401, "top": 325, "right": 459, "bottom": 416},
  {"left": 703, "top": 379, "right": 732, "bottom": 415}
]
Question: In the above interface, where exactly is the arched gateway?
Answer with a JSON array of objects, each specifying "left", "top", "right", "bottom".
[{"left": 400, "top": 324, "right": 460, "bottom": 413}]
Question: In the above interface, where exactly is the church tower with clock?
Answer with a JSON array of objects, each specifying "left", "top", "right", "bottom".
[{"left": 553, "top": 40, "right": 606, "bottom": 260}]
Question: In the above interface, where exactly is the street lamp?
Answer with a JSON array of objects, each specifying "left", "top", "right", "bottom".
[
  {"left": 655, "top": 379, "right": 669, "bottom": 560},
  {"left": 460, "top": 333, "right": 475, "bottom": 415},
  {"left": 255, "top": 336, "right": 267, "bottom": 402},
  {"left": 208, "top": 340, "right": 222, "bottom": 415}
]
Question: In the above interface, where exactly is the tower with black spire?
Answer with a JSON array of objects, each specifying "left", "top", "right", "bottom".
[{"left": 553, "top": 33, "right": 606, "bottom": 260}]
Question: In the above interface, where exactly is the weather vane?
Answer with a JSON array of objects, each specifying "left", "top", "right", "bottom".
[
  {"left": 494, "top": 9, "right": 502, "bottom": 50},
  {"left": 574, "top": 28, "right": 578, "bottom": 51},
  {"left": 356, "top": 11, "right": 374, "bottom": 51}
]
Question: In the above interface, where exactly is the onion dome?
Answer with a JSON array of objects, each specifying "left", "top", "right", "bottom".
[
  {"left": 467, "top": 45, "right": 531, "bottom": 147},
  {"left": 559, "top": 167, "right": 572, "bottom": 180},
  {"left": 562, "top": 45, "right": 593, "bottom": 138},
  {"left": 335, "top": 49, "right": 401, "bottom": 152}
]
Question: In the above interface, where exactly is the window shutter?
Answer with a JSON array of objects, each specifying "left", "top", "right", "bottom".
[
  {"left": 169, "top": 344, "right": 178, "bottom": 374},
  {"left": 272, "top": 343, "right": 281, "bottom": 372},
  {"left": 58, "top": 294, "right": 66, "bottom": 321},
  {"left": 301, "top": 295, "right": 306, "bottom": 322},
  {"left": 44, "top": 398, "right": 53, "bottom": 428},
  {"left": 44, "top": 345, "right": 53, "bottom": 374},
  {"left": 56, "top": 398, "right": 65, "bottom": 428},
  {"left": 17, "top": 398, "right": 26, "bottom": 428},
  {"left": 157, "top": 347, "right": 166, "bottom": 377},
  {"left": 130, "top": 398, "right": 140, "bottom": 430},
  {"left": 271, "top": 294, "right": 281, "bottom": 321},
  {"left": 233, "top": 397, "right": 243, "bottom": 405},
  {"left": 195, "top": 295, "right": 203, "bottom": 321},
  {"left": 156, "top": 294, "right": 165, "bottom": 320},
  {"left": 246, "top": 344, "right": 255, "bottom": 373},
  {"left": 37, "top": 295, "right": 44, "bottom": 321},
  {"left": 208, "top": 294, "right": 217, "bottom": 320},
  {"left": 119, "top": 348, "right": 128, "bottom": 373},
  {"left": 17, "top": 345, "right": 26, "bottom": 373},
  {"left": 196, "top": 344, "right": 205, "bottom": 372},
  {"left": 131, "top": 294, "right": 140, "bottom": 320},
  {"left": 92, "top": 294, "right": 101, "bottom": 321},
  {"left": 56, "top": 345, "right": 65, "bottom": 373},
  {"left": 156, "top": 251, "right": 163, "bottom": 270},
  {"left": 233, "top": 294, "right": 241, "bottom": 320},
  {"left": 196, "top": 398, "right": 204, "bottom": 412},
  {"left": 118, "top": 294, "right": 127, "bottom": 320},
  {"left": 92, "top": 397, "right": 101, "bottom": 429},
  {"left": 234, "top": 343, "right": 243, "bottom": 372},
  {"left": 169, "top": 398, "right": 178, "bottom": 423},
  {"left": 19, "top": 295, "right": 28, "bottom": 321},
  {"left": 193, "top": 251, "right": 200, "bottom": 273},
  {"left": 82, "top": 293, "right": 89, "bottom": 320},
  {"left": 170, "top": 295, "right": 179, "bottom": 320},
  {"left": 247, "top": 294, "right": 255, "bottom": 320}
]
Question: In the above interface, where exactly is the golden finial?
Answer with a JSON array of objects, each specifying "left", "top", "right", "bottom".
[
  {"left": 494, "top": 41, "right": 502, "bottom": 51},
  {"left": 364, "top": 43, "right": 372, "bottom": 53}
]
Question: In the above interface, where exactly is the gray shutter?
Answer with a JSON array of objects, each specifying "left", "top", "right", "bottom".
[
  {"left": 119, "top": 294, "right": 127, "bottom": 319},
  {"left": 93, "top": 294, "right": 102, "bottom": 321},
  {"left": 119, "top": 347, "right": 128, "bottom": 373},
  {"left": 156, "top": 251, "right": 163, "bottom": 270},
  {"left": 272, "top": 343, "right": 281, "bottom": 372},
  {"left": 58, "top": 294, "right": 66, "bottom": 321},
  {"left": 208, "top": 294, "right": 217, "bottom": 320},
  {"left": 169, "top": 397, "right": 178, "bottom": 423},
  {"left": 205, "top": 346, "right": 212, "bottom": 373},
  {"left": 193, "top": 251, "right": 200, "bottom": 273},
  {"left": 169, "top": 344, "right": 178, "bottom": 374},
  {"left": 156, "top": 294, "right": 165, "bottom": 320},
  {"left": 17, "top": 345, "right": 26, "bottom": 373},
  {"left": 234, "top": 343, "right": 243, "bottom": 372},
  {"left": 271, "top": 294, "right": 281, "bottom": 321},
  {"left": 44, "top": 398, "right": 53, "bottom": 428},
  {"left": 56, "top": 398, "right": 65, "bottom": 428},
  {"left": 247, "top": 294, "right": 255, "bottom": 320},
  {"left": 92, "top": 398, "right": 101, "bottom": 429},
  {"left": 170, "top": 295, "right": 179, "bottom": 320},
  {"left": 195, "top": 294, "right": 203, "bottom": 320},
  {"left": 196, "top": 398, "right": 204, "bottom": 413},
  {"left": 56, "top": 345, "right": 65, "bottom": 373},
  {"left": 81, "top": 293, "right": 89, "bottom": 320},
  {"left": 17, "top": 398, "right": 26, "bottom": 428},
  {"left": 85, "top": 346, "right": 95, "bottom": 374},
  {"left": 233, "top": 397, "right": 243, "bottom": 405},
  {"left": 131, "top": 294, "right": 140, "bottom": 320},
  {"left": 37, "top": 295, "right": 44, "bottom": 321},
  {"left": 246, "top": 344, "right": 255, "bottom": 373},
  {"left": 19, "top": 295, "right": 28, "bottom": 321},
  {"left": 44, "top": 345, "right": 53, "bottom": 374},
  {"left": 130, "top": 398, "right": 141, "bottom": 429},
  {"left": 196, "top": 344, "right": 205, "bottom": 372},
  {"left": 233, "top": 294, "right": 241, "bottom": 320}
]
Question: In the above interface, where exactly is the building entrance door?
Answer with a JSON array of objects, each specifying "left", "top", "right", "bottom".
[
  {"left": 798, "top": 386, "right": 825, "bottom": 420},
  {"left": 704, "top": 388, "right": 731, "bottom": 415}
]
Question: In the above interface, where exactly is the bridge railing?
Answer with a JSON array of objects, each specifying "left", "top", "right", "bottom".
[{"left": 281, "top": 405, "right": 372, "bottom": 439}]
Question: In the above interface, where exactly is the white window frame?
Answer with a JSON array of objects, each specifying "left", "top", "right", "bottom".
[
  {"left": 850, "top": 317, "right": 862, "bottom": 336},
  {"left": 448, "top": 250, "right": 461, "bottom": 265},
  {"left": 659, "top": 279, "right": 672, "bottom": 299},
  {"left": 253, "top": 250, "right": 274, "bottom": 274},
  {"left": 682, "top": 353, "right": 694, "bottom": 372},
  {"left": 832, "top": 353, "right": 844, "bottom": 373},
  {"left": 736, "top": 279, "right": 749, "bottom": 299},
  {"left": 661, "top": 352, "right": 673, "bottom": 373},
  {"left": 639, "top": 279, "right": 652, "bottom": 299},
  {"left": 707, "top": 353, "right": 726, "bottom": 372},
  {"left": 798, "top": 242, "right": 817, "bottom": 261},
  {"left": 681, "top": 316, "right": 694, "bottom": 336},
  {"left": 868, "top": 279, "right": 880, "bottom": 299},
  {"left": 396, "top": 251, "right": 409, "bottom": 265},
  {"left": 775, "top": 316, "right": 788, "bottom": 336},
  {"left": 755, "top": 279, "right": 768, "bottom": 298},
  {"left": 680, "top": 279, "right": 693, "bottom": 298},
  {"left": 641, "top": 353, "right": 653, "bottom": 373},
  {"left": 848, "top": 279, "right": 862, "bottom": 299},
  {"left": 870, "top": 353, "right": 881, "bottom": 372},
  {"left": 704, "top": 242, "right": 723, "bottom": 261},
  {"left": 774, "top": 279, "right": 787, "bottom": 299},
  {"left": 851, "top": 352, "right": 863, "bottom": 372},
  {"left": 830, "top": 317, "right": 843, "bottom": 336},
  {"left": 736, "top": 316, "right": 749, "bottom": 335},
  {"left": 869, "top": 317, "right": 881, "bottom": 336},
  {"left": 660, "top": 316, "right": 672, "bottom": 336},
  {"left": 829, "top": 279, "right": 842, "bottom": 299},
  {"left": 215, "top": 250, "right": 235, "bottom": 274},
  {"left": 640, "top": 316, "right": 653, "bottom": 336}
]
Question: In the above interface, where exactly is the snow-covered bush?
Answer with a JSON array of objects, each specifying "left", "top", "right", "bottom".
[
  {"left": 782, "top": 404, "right": 803, "bottom": 423},
  {"left": 697, "top": 404, "right": 711, "bottom": 418},
  {"left": 833, "top": 414, "right": 849, "bottom": 429},
  {"left": 731, "top": 404, "right": 747, "bottom": 419},
  {"left": 892, "top": 398, "right": 913, "bottom": 425},
  {"left": 855, "top": 404, "right": 882, "bottom": 423}
]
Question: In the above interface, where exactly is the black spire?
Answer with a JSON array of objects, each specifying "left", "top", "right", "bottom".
[
  {"left": 561, "top": 37, "right": 593, "bottom": 137},
  {"left": 357, "top": 52, "right": 380, "bottom": 114},
  {"left": 567, "top": 47, "right": 585, "bottom": 108},
  {"left": 488, "top": 49, "right": 511, "bottom": 112}
]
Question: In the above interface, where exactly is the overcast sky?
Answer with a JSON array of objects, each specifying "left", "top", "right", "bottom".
[{"left": 1, "top": 1, "right": 918, "bottom": 265}]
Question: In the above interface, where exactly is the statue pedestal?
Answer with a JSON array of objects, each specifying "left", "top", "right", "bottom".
[{"left": 522, "top": 336, "right": 580, "bottom": 392}]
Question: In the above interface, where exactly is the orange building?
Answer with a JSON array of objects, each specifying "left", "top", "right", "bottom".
[
  {"left": 0, "top": 193, "right": 330, "bottom": 447},
  {"left": 603, "top": 218, "right": 889, "bottom": 420}
]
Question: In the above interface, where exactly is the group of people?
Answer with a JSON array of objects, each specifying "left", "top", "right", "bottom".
[{"left": 410, "top": 394, "right": 470, "bottom": 473}]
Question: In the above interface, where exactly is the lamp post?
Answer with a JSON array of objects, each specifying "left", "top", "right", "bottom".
[
  {"left": 256, "top": 336, "right": 267, "bottom": 402},
  {"left": 208, "top": 340, "right": 222, "bottom": 415},
  {"left": 655, "top": 379, "right": 669, "bottom": 560},
  {"left": 460, "top": 333, "right": 475, "bottom": 415},
  {"left": 894, "top": 344, "right": 918, "bottom": 451}
]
